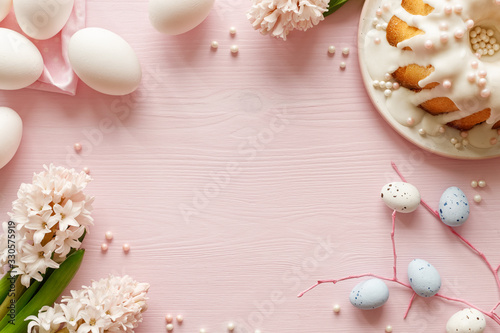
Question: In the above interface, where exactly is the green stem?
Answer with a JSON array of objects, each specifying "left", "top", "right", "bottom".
[
  {"left": 0, "top": 271, "right": 13, "bottom": 306},
  {"left": 0, "top": 277, "right": 25, "bottom": 322},
  {"left": 0, "top": 280, "right": 41, "bottom": 331},
  {"left": 324, "top": 0, "right": 354, "bottom": 17}
]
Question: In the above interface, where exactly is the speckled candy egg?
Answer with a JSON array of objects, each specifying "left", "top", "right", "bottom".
[
  {"left": 439, "top": 187, "right": 469, "bottom": 227},
  {"left": 380, "top": 182, "right": 421, "bottom": 213},
  {"left": 349, "top": 278, "right": 389, "bottom": 310},
  {"left": 446, "top": 308, "right": 486, "bottom": 333},
  {"left": 407, "top": 259, "right": 441, "bottom": 297}
]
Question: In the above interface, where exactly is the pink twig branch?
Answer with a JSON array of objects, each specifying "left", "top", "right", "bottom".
[
  {"left": 391, "top": 210, "right": 397, "bottom": 280},
  {"left": 404, "top": 293, "right": 417, "bottom": 319}
]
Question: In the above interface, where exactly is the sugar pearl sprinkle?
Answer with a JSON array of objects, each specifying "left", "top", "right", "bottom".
[
  {"left": 474, "top": 194, "right": 482, "bottom": 203},
  {"left": 101, "top": 243, "right": 108, "bottom": 252},
  {"left": 230, "top": 45, "right": 239, "bottom": 54},
  {"left": 372, "top": 74, "right": 400, "bottom": 97},
  {"left": 333, "top": 304, "right": 341, "bottom": 313},
  {"left": 471, "top": 180, "right": 478, "bottom": 188},
  {"left": 166, "top": 324, "right": 174, "bottom": 331},
  {"left": 166, "top": 314, "right": 173, "bottom": 323},
  {"left": 385, "top": 325, "right": 393, "bottom": 333},
  {"left": 123, "top": 243, "right": 130, "bottom": 253},
  {"left": 229, "top": 26, "right": 236, "bottom": 35},
  {"left": 74, "top": 142, "right": 82, "bottom": 152},
  {"left": 105, "top": 231, "right": 113, "bottom": 241},
  {"left": 176, "top": 315, "right": 184, "bottom": 324},
  {"left": 227, "top": 322, "right": 235, "bottom": 331},
  {"left": 479, "top": 180, "right": 487, "bottom": 187},
  {"left": 211, "top": 41, "right": 219, "bottom": 49},
  {"left": 328, "top": 45, "right": 336, "bottom": 54},
  {"left": 339, "top": 62, "right": 346, "bottom": 70},
  {"left": 470, "top": 26, "right": 499, "bottom": 57},
  {"left": 342, "top": 47, "right": 350, "bottom": 56}
]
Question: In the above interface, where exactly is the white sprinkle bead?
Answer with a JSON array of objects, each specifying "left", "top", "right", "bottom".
[
  {"left": 474, "top": 194, "right": 482, "bottom": 203},
  {"left": 385, "top": 325, "right": 393, "bottom": 333},
  {"left": 450, "top": 137, "right": 458, "bottom": 144},
  {"left": 333, "top": 304, "right": 341, "bottom": 313},
  {"left": 227, "top": 322, "right": 235, "bottom": 331},
  {"left": 374, "top": 37, "right": 381, "bottom": 44},
  {"left": 439, "top": 126, "right": 446, "bottom": 133},
  {"left": 461, "top": 131, "right": 468, "bottom": 138},
  {"left": 382, "top": 2, "right": 390, "bottom": 11},
  {"left": 444, "top": 5, "right": 452, "bottom": 14},
  {"left": 392, "top": 82, "right": 400, "bottom": 90},
  {"left": 465, "top": 19, "right": 474, "bottom": 29},
  {"left": 376, "top": 9, "right": 382, "bottom": 16},
  {"left": 384, "top": 89, "right": 392, "bottom": 97},
  {"left": 166, "top": 314, "right": 173, "bottom": 323},
  {"left": 176, "top": 315, "right": 184, "bottom": 324},
  {"left": 440, "top": 33, "right": 449, "bottom": 43},
  {"left": 385, "top": 82, "right": 393, "bottom": 89},
  {"left": 418, "top": 128, "right": 426, "bottom": 135},
  {"left": 379, "top": 80, "right": 386, "bottom": 88},
  {"left": 454, "top": 142, "right": 462, "bottom": 149},
  {"left": 487, "top": 29, "right": 494, "bottom": 36},
  {"left": 384, "top": 73, "right": 392, "bottom": 80},
  {"left": 200, "top": 329, "right": 206, "bottom": 333},
  {"left": 439, "top": 22, "right": 448, "bottom": 30},
  {"left": 471, "top": 180, "right": 478, "bottom": 188},
  {"left": 454, "top": 29, "right": 464, "bottom": 38},
  {"left": 478, "top": 78, "right": 487, "bottom": 87},
  {"left": 481, "top": 88, "right": 491, "bottom": 98},
  {"left": 211, "top": 41, "right": 218, "bottom": 49},
  {"left": 372, "top": 80, "right": 380, "bottom": 87},
  {"left": 328, "top": 45, "right": 336, "bottom": 54},
  {"left": 407, "top": 117, "right": 414, "bottom": 125},
  {"left": 229, "top": 26, "right": 236, "bottom": 35},
  {"left": 166, "top": 324, "right": 174, "bottom": 331},
  {"left": 478, "top": 70, "right": 487, "bottom": 78},
  {"left": 475, "top": 26, "right": 482, "bottom": 33},
  {"left": 230, "top": 45, "right": 239, "bottom": 54},
  {"left": 105, "top": 231, "right": 113, "bottom": 241},
  {"left": 470, "top": 31, "right": 477, "bottom": 38},
  {"left": 424, "top": 40, "right": 433, "bottom": 49},
  {"left": 342, "top": 47, "right": 350, "bottom": 55},
  {"left": 454, "top": 4, "right": 462, "bottom": 13},
  {"left": 372, "top": 18, "right": 379, "bottom": 26},
  {"left": 339, "top": 62, "right": 346, "bottom": 70},
  {"left": 471, "top": 60, "right": 478, "bottom": 68},
  {"left": 443, "top": 80, "right": 452, "bottom": 88},
  {"left": 478, "top": 180, "right": 486, "bottom": 187}
]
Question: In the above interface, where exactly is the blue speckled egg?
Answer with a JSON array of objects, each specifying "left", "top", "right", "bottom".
[
  {"left": 407, "top": 259, "right": 441, "bottom": 297},
  {"left": 439, "top": 187, "right": 469, "bottom": 227},
  {"left": 349, "top": 278, "right": 389, "bottom": 310}
]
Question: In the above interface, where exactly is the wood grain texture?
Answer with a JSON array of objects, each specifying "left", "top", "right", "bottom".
[{"left": 2, "top": 0, "right": 500, "bottom": 332}]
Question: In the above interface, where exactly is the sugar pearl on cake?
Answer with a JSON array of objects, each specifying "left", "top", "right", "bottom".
[
  {"left": 453, "top": 4, "right": 462, "bottom": 13},
  {"left": 478, "top": 70, "right": 487, "bottom": 78},
  {"left": 165, "top": 314, "right": 173, "bottom": 323},
  {"left": 74, "top": 143, "right": 82, "bottom": 152},
  {"left": 372, "top": 80, "right": 380, "bottom": 87},
  {"left": 384, "top": 73, "right": 392, "bottom": 80},
  {"left": 211, "top": 41, "right": 219, "bottom": 49},
  {"left": 385, "top": 325, "right": 393, "bottom": 333},
  {"left": 229, "top": 26, "right": 236, "bottom": 35},
  {"left": 230, "top": 45, "right": 239, "bottom": 54},
  {"left": 454, "top": 142, "right": 462, "bottom": 149},
  {"left": 379, "top": 80, "right": 385, "bottom": 88},
  {"left": 227, "top": 322, "right": 235, "bottom": 331},
  {"left": 385, "top": 82, "right": 393, "bottom": 89},
  {"left": 439, "top": 126, "right": 446, "bottom": 133},
  {"left": 342, "top": 47, "right": 350, "bottom": 55},
  {"left": 376, "top": 9, "right": 382, "bottom": 16},
  {"left": 176, "top": 315, "right": 184, "bottom": 324},
  {"left": 372, "top": 18, "right": 379, "bottom": 26},
  {"left": 465, "top": 20, "right": 474, "bottom": 29},
  {"left": 418, "top": 128, "right": 426, "bottom": 135},
  {"left": 424, "top": 40, "right": 433, "bottom": 49},
  {"left": 123, "top": 243, "right": 130, "bottom": 253},
  {"left": 382, "top": 2, "right": 390, "bottom": 11},
  {"left": 474, "top": 194, "right": 482, "bottom": 203},
  {"left": 382, "top": 23, "right": 388, "bottom": 30},
  {"left": 460, "top": 131, "right": 468, "bottom": 138},
  {"left": 470, "top": 31, "right": 477, "bottom": 38},
  {"left": 467, "top": 73, "right": 476, "bottom": 82},
  {"left": 333, "top": 304, "right": 341, "bottom": 313},
  {"left": 471, "top": 180, "right": 478, "bottom": 188},
  {"left": 105, "top": 231, "right": 113, "bottom": 241},
  {"left": 462, "top": 138, "right": 469, "bottom": 146},
  {"left": 392, "top": 82, "right": 399, "bottom": 90},
  {"left": 443, "top": 80, "right": 452, "bottom": 88},
  {"left": 439, "top": 22, "right": 448, "bottom": 30},
  {"left": 481, "top": 88, "right": 491, "bottom": 98},
  {"left": 166, "top": 324, "right": 174, "bottom": 331},
  {"left": 475, "top": 26, "right": 481, "bottom": 33},
  {"left": 488, "top": 49, "right": 495, "bottom": 55},
  {"left": 374, "top": 37, "right": 381, "bottom": 44},
  {"left": 328, "top": 45, "right": 336, "bottom": 54},
  {"left": 406, "top": 117, "right": 414, "bottom": 125},
  {"left": 478, "top": 78, "right": 487, "bottom": 87},
  {"left": 101, "top": 243, "right": 108, "bottom": 252},
  {"left": 339, "top": 62, "right": 346, "bottom": 70},
  {"left": 478, "top": 180, "right": 486, "bottom": 187},
  {"left": 487, "top": 28, "right": 494, "bottom": 36},
  {"left": 440, "top": 33, "right": 449, "bottom": 43},
  {"left": 471, "top": 60, "right": 478, "bottom": 68},
  {"left": 450, "top": 137, "right": 458, "bottom": 144},
  {"left": 490, "top": 137, "right": 497, "bottom": 145},
  {"left": 444, "top": 5, "right": 452, "bottom": 14},
  {"left": 454, "top": 29, "right": 464, "bottom": 38}
]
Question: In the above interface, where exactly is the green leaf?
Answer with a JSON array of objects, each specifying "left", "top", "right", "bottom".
[
  {"left": 324, "top": 0, "right": 351, "bottom": 17},
  {"left": 0, "top": 280, "right": 40, "bottom": 331},
  {"left": 0, "top": 271, "right": 13, "bottom": 306},
  {"left": 0, "top": 249, "right": 85, "bottom": 333}
]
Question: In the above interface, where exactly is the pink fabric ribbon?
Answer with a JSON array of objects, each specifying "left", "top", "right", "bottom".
[{"left": 0, "top": 0, "right": 86, "bottom": 95}]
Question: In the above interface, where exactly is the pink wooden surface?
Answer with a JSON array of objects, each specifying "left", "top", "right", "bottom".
[{"left": 2, "top": 0, "right": 500, "bottom": 332}]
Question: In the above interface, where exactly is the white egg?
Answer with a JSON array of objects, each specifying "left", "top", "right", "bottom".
[
  {"left": 0, "top": 28, "right": 43, "bottom": 90},
  {"left": 13, "top": 0, "right": 74, "bottom": 40},
  {"left": 149, "top": 0, "right": 215, "bottom": 35},
  {"left": 0, "top": 107, "right": 23, "bottom": 169},
  {"left": 446, "top": 308, "right": 485, "bottom": 333},
  {"left": 68, "top": 28, "right": 142, "bottom": 96},
  {"left": 0, "top": 0, "right": 12, "bottom": 22},
  {"left": 380, "top": 182, "right": 421, "bottom": 213}
]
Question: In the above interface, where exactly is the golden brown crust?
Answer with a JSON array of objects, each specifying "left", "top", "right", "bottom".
[
  {"left": 447, "top": 109, "right": 491, "bottom": 131},
  {"left": 419, "top": 98, "right": 459, "bottom": 115},
  {"left": 493, "top": 120, "right": 500, "bottom": 129},
  {"left": 392, "top": 65, "right": 438, "bottom": 90},
  {"left": 386, "top": 16, "right": 424, "bottom": 47},
  {"left": 401, "top": 0, "right": 434, "bottom": 16}
]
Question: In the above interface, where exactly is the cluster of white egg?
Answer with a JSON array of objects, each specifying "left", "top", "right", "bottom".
[{"left": 0, "top": 0, "right": 142, "bottom": 96}]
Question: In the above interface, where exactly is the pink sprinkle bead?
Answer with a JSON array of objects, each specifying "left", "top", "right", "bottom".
[
  {"left": 424, "top": 40, "right": 433, "bottom": 49},
  {"left": 376, "top": 9, "right": 382, "bottom": 16},
  {"left": 74, "top": 143, "right": 82, "bottom": 152},
  {"left": 443, "top": 80, "right": 452, "bottom": 88},
  {"left": 444, "top": 5, "right": 452, "bottom": 14},
  {"left": 374, "top": 37, "right": 381, "bottom": 44},
  {"left": 478, "top": 78, "right": 487, "bottom": 87},
  {"left": 471, "top": 61, "right": 478, "bottom": 69},
  {"left": 454, "top": 4, "right": 463, "bottom": 13},
  {"left": 105, "top": 231, "right": 113, "bottom": 241},
  {"left": 123, "top": 243, "right": 130, "bottom": 253},
  {"left": 392, "top": 82, "right": 400, "bottom": 90},
  {"left": 454, "top": 29, "right": 464, "bottom": 39},
  {"left": 465, "top": 19, "right": 474, "bottom": 29},
  {"left": 176, "top": 315, "right": 184, "bottom": 324},
  {"left": 478, "top": 70, "right": 487, "bottom": 78},
  {"left": 165, "top": 314, "right": 173, "bottom": 323},
  {"left": 407, "top": 117, "right": 415, "bottom": 126},
  {"left": 440, "top": 33, "right": 449, "bottom": 43},
  {"left": 101, "top": 243, "right": 108, "bottom": 252},
  {"left": 481, "top": 89, "right": 491, "bottom": 98},
  {"left": 467, "top": 73, "right": 476, "bottom": 83}
]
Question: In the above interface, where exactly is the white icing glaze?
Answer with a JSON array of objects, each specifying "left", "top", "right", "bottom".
[{"left": 363, "top": 0, "right": 500, "bottom": 149}]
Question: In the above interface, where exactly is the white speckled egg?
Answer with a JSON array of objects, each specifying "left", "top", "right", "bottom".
[
  {"left": 380, "top": 182, "right": 421, "bottom": 213},
  {"left": 0, "top": 28, "right": 43, "bottom": 90},
  {"left": 68, "top": 28, "right": 142, "bottom": 95},
  {"left": 0, "top": 0, "right": 12, "bottom": 22},
  {"left": 0, "top": 107, "right": 22, "bottom": 169},
  {"left": 349, "top": 278, "right": 389, "bottom": 310},
  {"left": 446, "top": 308, "right": 486, "bottom": 333},
  {"left": 439, "top": 187, "right": 470, "bottom": 227},
  {"left": 13, "top": 0, "right": 74, "bottom": 40},
  {"left": 148, "top": 0, "right": 215, "bottom": 35},
  {"left": 407, "top": 259, "right": 441, "bottom": 297}
]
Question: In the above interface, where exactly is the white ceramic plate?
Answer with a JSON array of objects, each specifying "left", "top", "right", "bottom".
[{"left": 357, "top": 0, "right": 500, "bottom": 160}]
